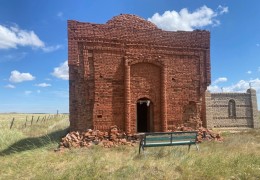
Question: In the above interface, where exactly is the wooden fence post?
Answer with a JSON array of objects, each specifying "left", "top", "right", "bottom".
[
  {"left": 36, "top": 116, "right": 40, "bottom": 123},
  {"left": 24, "top": 116, "right": 28, "bottom": 128},
  {"left": 10, "top": 118, "right": 15, "bottom": 129},
  {"left": 31, "top": 116, "right": 34, "bottom": 125}
]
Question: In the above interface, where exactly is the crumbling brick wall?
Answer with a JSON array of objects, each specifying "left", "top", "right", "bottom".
[{"left": 68, "top": 14, "right": 211, "bottom": 133}]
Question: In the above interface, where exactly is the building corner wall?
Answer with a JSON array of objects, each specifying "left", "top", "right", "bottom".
[
  {"left": 205, "top": 90, "right": 213, "bottom": 128},
  {"left": 248, "top": 89, "right": 259, "bottom": 128}
]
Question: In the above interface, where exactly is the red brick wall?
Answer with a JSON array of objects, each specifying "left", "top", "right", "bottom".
[
  {"left": 130, "top": 63, "right": 161, "bottom": 132},
  {"left": 68, "top": 14, "right": 210, "bottom": 133}
]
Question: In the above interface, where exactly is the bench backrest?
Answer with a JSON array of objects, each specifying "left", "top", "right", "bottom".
[{"left": 143, "top": 131, "right": 197, "bottom": 145}]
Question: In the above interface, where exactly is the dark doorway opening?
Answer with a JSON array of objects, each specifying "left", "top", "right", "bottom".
[{"left": 137, "top": 98, "right": 153, "bottom": 132}]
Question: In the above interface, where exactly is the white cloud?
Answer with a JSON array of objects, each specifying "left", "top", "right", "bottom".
[
  {"left": 9, "top": 70, "right": 35, "bottom": 83},
  {"left": 208, "top": 85, "right": 222, "bottom": 92},
  {"left": 213, "top": 77, "right": 228, "bottom": 84},
  {"left": 0, "top": 24, "right": 61, "bottom": 53},
  {"left": 148, "top": 5, "right": 228, "bottom": 31},
  {"left": 247, "top": 71, "right": 252, "bottom": 74},
  {"left": 217, "top": 5, "right": 229, "bottom": 15},
  {"left": 224, "top": 80, "right": 250, "bottom": 92},
  {"left": 208, "top": 78, "right": 260, "bottom": 93},
  {"left": 4, "top": 84, "right": 15, "bottom": 89},
  {"left": 35, "top": 83, "right": 51, "bottom": 87},
  {"left": 42, "top": 44, "right": 62, "bottom": 53},
  {"left": 25, "top": 90, "right": 32, "bottom": 95},
  {"left": 0, "top": 25, "right": 44, "bottom": 49},
  {"left": 52, "top": 61, "right": 69, "bottom": 80}
]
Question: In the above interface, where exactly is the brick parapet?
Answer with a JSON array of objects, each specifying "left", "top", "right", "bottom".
[{"left": 67, "top": 22, "right": 210, "bottom": 49}]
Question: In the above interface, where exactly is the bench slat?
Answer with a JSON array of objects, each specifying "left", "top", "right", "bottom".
[
  {"left": 144, "top": 141, "right": 196, "bottom": 147},
  {"left": 144, "top": 131, "right": 198, "bottom": 136},
  {"left": 139, "top": 131, "right": 199, "bottom": 154},
  {"left": 145, "top": 136, "right": 196, "bottom": 141}
]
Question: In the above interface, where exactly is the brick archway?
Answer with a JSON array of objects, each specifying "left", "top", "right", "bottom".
[{"left": 124, "top": 62, "right": 166, "bottom": 133}]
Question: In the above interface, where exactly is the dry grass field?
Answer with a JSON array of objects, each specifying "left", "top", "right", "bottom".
[{"left": 0, "top": 113, "right": 260, "bottom": 179}]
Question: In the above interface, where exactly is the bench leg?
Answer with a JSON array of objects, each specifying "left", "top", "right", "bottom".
[
  {"left": 188, "top": 144, "right": 199, "bottom": 152},
  {"left": 188, "top": 144, "right": 191, "bottom": 152},
  {"left": 139, "top": 146, "right": 145, "bottom": 154},
  {"left": 139, "top": 144, "right": 141, "bottom": 154},
  {"left": 139, "top": 140, "right": 145, "bottom": 154},
  {"left": 195, "top": 144, "right": 199, "bottom": 151}
]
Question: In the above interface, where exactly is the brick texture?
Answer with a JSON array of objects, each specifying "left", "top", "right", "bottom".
[
  {"left": 205, "top": 89, "right": 259, "bottom": 128},
  {"left": 68, "top": 14, "right": 210, "bottom": 133}
]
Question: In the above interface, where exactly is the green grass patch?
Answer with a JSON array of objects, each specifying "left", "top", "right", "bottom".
[{"left": 0, "top": 113, "right": 260, "bottom": 179}]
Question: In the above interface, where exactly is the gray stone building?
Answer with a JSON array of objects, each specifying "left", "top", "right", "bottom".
[{"left": 205, "top": 88, "right": 259, "bottom": 128}]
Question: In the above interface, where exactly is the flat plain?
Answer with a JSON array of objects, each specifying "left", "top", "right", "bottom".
[{"left": 0, "top": 113, "right": 260, "bottom": 180}]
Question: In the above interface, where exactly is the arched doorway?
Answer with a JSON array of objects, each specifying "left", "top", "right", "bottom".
[{"left": 137, "top": 98, "right": 153, "bottom": 132}]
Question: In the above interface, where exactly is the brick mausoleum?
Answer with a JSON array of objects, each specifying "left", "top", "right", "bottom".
[{"left": 68, "top": 14, "right": 211, "bottom": 133}]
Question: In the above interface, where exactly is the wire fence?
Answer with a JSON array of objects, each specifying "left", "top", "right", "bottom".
[{"left": 0, "top": 114, "right": 69, "bottom": 130}]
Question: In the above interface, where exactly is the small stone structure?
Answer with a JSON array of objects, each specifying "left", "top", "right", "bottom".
[
  {"left": 205, "top": 88, "right": 259, "bottom": 128},
  {"left": 68, "top": 14, "right": 211, "bottom": 133}
]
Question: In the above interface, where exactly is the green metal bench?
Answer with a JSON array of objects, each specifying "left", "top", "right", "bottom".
[{"left": 139, "top": 131, "right": 199, "bottom": 154}]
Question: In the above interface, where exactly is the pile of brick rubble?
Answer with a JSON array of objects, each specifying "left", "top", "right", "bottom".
[
  {"left": 58, "top": 125, "right": 138, "bottom": 150},
  {"left": 174, "top": 125, "right": 223, "bottom": 143},
  {"left": 57, "top": 125, "right": 223, "bottom": 151}
]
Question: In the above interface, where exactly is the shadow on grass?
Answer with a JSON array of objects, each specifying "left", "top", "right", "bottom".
[{"left": 0, "top": 128, "right": 69, "bottom": 156}]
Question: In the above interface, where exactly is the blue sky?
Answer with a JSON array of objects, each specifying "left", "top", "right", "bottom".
[{"left": 0, "top": 0, "right": 260, "bottom": 113}]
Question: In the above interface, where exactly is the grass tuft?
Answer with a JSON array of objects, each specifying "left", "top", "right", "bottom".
[{"left": 0, "top": 113, "right": 260, "bottom": 179}]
